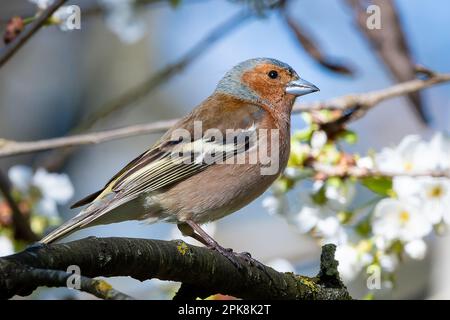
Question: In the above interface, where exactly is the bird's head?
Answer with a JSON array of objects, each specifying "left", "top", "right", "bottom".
[{"left": 216, "top": 58, "right": 319, "bottom": 106}]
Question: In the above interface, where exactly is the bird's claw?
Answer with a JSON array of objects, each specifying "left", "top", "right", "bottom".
[
  {"left": 209, "top": 245, "right": 265, "bottom": 271},
  {"left": 209, "top": 245, "right": 243, "bottom": 269},
  {"left": 235, "top": 251, "right": 266, "bottom": 270}
]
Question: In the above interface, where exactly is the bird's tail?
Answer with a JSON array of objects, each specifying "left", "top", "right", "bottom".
[
  {"left": 39, "top": 203, "right": 107, "bottom": 244},
  {"left": 39, "top": 193, "right": 130, "bottom": 244},
  {"left": 39, "top": 215, "right": 87, "bottom": 244}
]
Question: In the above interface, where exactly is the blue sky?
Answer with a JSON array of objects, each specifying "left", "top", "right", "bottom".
[{"left": 153, "top": 0, "right": 449, "bottom": 133}]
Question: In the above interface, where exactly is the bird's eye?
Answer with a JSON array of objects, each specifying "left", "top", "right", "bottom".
[{"left": 268, "top": 70, "right": 278, "bottom": 79}]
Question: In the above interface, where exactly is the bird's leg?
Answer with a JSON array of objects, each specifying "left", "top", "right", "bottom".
[
  {"left": 177, "top": 223, "right": 211, "bottom": 247},
  {"left": 183, "top": 220, "right": 265, "bottom": 270}
]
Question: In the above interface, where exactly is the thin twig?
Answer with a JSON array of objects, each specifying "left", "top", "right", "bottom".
[
  {"left": 294, "top": 72, "right": 450, "bottom": 113},
  {"left": 310, "top": 163, "right": 450, "bottom": 179},
  {"left": 36, "top": 8, "right": 255, "bottom": 170},
  {"left": 0, "top": 119, "right": 178, "bottom": 158},
  {"left": 346, "top": 0, "right": 427, "bottom": 123},
  {"left": 0, "top": 0, "right": 67, "bottom": 68},
  {"left": 72, "top": 9, "right": 253, "bottom": 133},
  {"left": 280, "top": 1, "right": 353, "bottom": 75},
  {"left": 0, "top": 0, "right": 206, "bottom": 26},
  {"left": 0, "top": 72, "right": 448, "bottom": 158},
  {"left": 18, "top": 267, "right": 134, "bottom": 300}
]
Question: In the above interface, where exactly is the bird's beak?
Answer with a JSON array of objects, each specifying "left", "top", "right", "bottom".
[{"left": 285, "top": 78, "right": 320, "bottom": 96}]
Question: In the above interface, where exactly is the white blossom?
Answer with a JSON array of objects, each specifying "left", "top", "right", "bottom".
[
  {"left": 316, "top": 216, "right": 348, "bottom": 245},
  {"left": 0, "top": 236, "right": 14, "bottom": 257},
  {"left": 316, "top": 216, "right": 340, "bottom": 238},
  {"left": 325, "top": 180, "right": 356, "bottom": 210},
  {"left": 294, "top": 180, "right": 353, "bottom": 243},
  {"left": 418, "top": 178, "right": 450, "bottom": 224},
  {"left": 378, "top": 253, "right": 398, "bottom": 272},
  {"left": 32, "top": 168, "right": 74, "bottom": 205},
  {"left": 392, "top": 176, "right": 421, "bottom": 202},
  {"left": 374, "top": 235, "right": 388, "bottom": 251},
  {"left": 310, "top": 130, "right": 327, "bottom": 150},
  {"left": 7, "top": 165, "right": 74, "bottom": 218},
  {"left": 372, "top": 198, "right": 431, "bottom": 242},
  {"left": 393, "top": 176, "right": 450, "bottom": 225},
  {"left": 335, "top": 244, "right": 363, "bottom": 281},
  {"left": 375, "top": 133, "right": 450, "bottom": 174},
  {"left": 8, "top": 165, "right": 33, "bottom": 192},
  {"left": 295, "top": 204, "right": 349, "bottom": 245},
  {"left": 28, "top": 1, "right": 79, "bottom": 31},
  {"left": 35, "top": 197, "right": 59, "bottom": 218},
  {"left": 99, "top": 0, "right": 146, "bottom": 44},
  {"left": 425, "top": 133, "right": 450, "bottom": 170},
  {"left": 28, "top": 0, "right": 54, "bottom": 10},
  {"left": 262, "top": 195, "right": 287, "bottom": 216},
  {"left": 52, "top": 6, "right": 78, "bottom": 31},
  {"left": 375, "top": 135, "right": 431, "bottom": 173},
  {"left": 284, "top": 167, "right": 310, "bottom": 180},
  {"left": 290, "top": 140, "right": 311, "bottom": 157},
  {"left": 356, "top": 156, "right": 374, "bottom": 170},
  {"left": 404, "top": 239, "right": 427, "bottom": 260},
  {"left": 295, "top": 204, "right": 333, "bottom": 233}
]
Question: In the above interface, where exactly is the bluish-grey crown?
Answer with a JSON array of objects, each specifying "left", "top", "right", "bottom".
[{"left": 215, "top": 58, "right": 295, "bottom": 103}]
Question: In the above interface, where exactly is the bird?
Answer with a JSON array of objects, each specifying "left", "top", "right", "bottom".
[{"left": 40, "top": 58, "right": 319, "bottom": 267}]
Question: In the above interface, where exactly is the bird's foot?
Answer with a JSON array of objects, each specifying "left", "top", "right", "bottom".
[
  {"left": 235, "top": 251, "right": 275, "bottom": 283},
  {"left": 209, "top": 244, "right": 243, "bottom": 269},
  {"left": 234, "top": 251, "right": 266, "bottom": 270},
  {"left": 209, "top": 244, "right": 265, "bottom": 271}
]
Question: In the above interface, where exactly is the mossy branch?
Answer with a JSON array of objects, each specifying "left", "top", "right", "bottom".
[{"left": 0, "top": 237, "right": 351, "bottom": 300}]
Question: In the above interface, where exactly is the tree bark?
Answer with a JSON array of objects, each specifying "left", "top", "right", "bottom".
[{"left": 0, "top": 237, "right": 351, "bottom": 300}]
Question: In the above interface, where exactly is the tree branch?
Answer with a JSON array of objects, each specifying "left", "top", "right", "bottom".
[
  {"left": 0, "top": 0, "right": 202, "bottom": 27},
  {"left": 280, "top": 1, "right": 353, "bottom": 75},
  {"left": 0, "top": 119, "right": 178, "bottom": 158},
  {"left": 70, "top": 9, "right": 254, "bottom": 134},
  {"left": 36, "top": 8, "right": 257, "bottom": 171},
  {"left": 0, "top": 237, "right": 351, "bottom": 300},
  {"left": 0, "top": 72, "right": 448, "bottom": 158},
  {"left": 37, "top": 1, "right": 286, "bottom": 171},
  {"left": 299, "top": 70, "right": 450, "bottom": 136},
  {"left": 294, "top": 71, "right": 450, "bottom": 113},
  {"left": 16, "top": 267, "right": 133, "bottom": 300},
  {"left": 346, "top": 0, "right": 428, "bottom": 123},
  {"left": 0, "top": 0, "right": 68, "bottom": 68},
  {"left": 310, "top": 162, "right": 450, "bottom": 179}
]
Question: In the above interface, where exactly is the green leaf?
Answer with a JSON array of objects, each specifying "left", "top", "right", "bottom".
[
  {"left": 361, "top": 176, "right": 393, "bottom": 196},
  {"left": 326, "top": 177, "right": 342, "bottom": 188},
  {"left": 292, "top": 128, "right": 313, "bottom": 142},
  {"left": 311, "top": 184, "right": 327, "bottom": 205},
  {"left": 363, "top": 292, "right": 375, "bottom": 300},
  {"left": 340, "top": 130, "right": 358, "bottom": 144},
  {"left": 355, "top": 219, "right": 371, "bottom": 236},
  {"left": 337, "top": 211, "right": 353, "bottom": 224},
  {"left": 274, "top": 177, "right": 295, "bottom": 193}
]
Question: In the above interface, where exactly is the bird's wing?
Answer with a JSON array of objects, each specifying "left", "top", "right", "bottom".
[
  {"left": 40, "top": 94, "right": 266, "bottom": 244},
  {"left": 42, "top": 124, "right": 257, "bottom": 235},
  {"left": 107, "top": 125, "right": 258, "bottom": 203}
]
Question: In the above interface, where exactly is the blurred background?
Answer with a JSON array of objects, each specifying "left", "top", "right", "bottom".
[{"left": 0, "top": 0, "right": 449, "bottom": 299}]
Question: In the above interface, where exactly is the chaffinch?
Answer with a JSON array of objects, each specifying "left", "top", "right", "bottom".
[{"left": 40, "top": 58, "right": 319, "bottom": 267}]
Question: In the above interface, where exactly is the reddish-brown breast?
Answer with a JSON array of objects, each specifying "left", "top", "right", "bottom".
[{"left": 147, "top": 92, "right": 294, "bottom": 223}]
